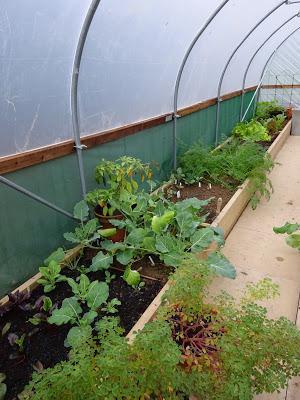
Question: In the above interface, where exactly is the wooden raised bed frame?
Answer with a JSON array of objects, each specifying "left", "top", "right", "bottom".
[{"left": 0, "top": 121, "right": 292, "bottom": 342}]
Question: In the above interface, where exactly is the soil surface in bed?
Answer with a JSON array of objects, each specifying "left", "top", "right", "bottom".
[
  {"left": 170, "top": 182, "right": 235, "bottom": 223},
  {"left": 0, "top": 252, "right": 165, "bottom": 400}
]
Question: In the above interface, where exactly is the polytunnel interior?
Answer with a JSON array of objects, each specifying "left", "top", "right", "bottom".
[{"left": 1, "top": 0, "right": 300, "bottom": 295}]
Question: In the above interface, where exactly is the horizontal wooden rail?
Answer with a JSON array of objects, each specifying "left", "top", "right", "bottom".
[
  {"left": 261, "top": 84, "right": 300, "bottom": 89},
  {"left": 0, "top": 86, "right": 257, "bottom": 175}
]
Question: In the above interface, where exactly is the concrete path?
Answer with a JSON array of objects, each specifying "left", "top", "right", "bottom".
[{"left": 210, "top": 136, "right": 300, "bottom": 400}]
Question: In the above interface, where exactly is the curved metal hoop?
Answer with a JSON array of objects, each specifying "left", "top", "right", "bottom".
[
  {"left": 240, "top": 12, "right": 300, "bottom": 119},
  {"left": 172, "top": 0, "right": 230, "bottom": 169},
  {"left": 255, "top": 26, "right": 300, "bottom": 109},
  {"left": 215, "top": 0, "right": 291, "bottom": 145},
  {"left": 71, "top": 0, "right": 101, "bottom": 198}
]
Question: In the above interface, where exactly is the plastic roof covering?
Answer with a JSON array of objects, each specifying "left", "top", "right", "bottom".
[
  {"left": 1, "top": 0, "right": 300, "bottom": 157},
  {"left": 260, "top": 33, "right": 300, "bottom": 107}
]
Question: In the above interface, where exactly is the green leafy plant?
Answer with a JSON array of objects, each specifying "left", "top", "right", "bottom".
[
  {"left": 24, "top": 268, "right": 300, "bottom": 400},
  {"left": 274, "top": 222, "right": 300, "bottom": 250},
  {"left": 263, "top": 113, "right": 286, "bottom": 135},
  {"left": 98, "top": 194, "right": 235, "bottom": 278},
  {"left": 65, "top": 274, "right": 110, "bottom": 310},
  {"left": 38, "top": 260, "right": 64, "bottom": 293},
  {"left": 123, "top": 267, "right": 144, "bottom": 288},
  {"left": 86, "top": 156, "right": 153, "bottom": 216},
  {"left": 178, "top": 140, "right": 274, "bottom": 209},
  {"left": 232, "top": 120, "right": 271, "bottom": 142},
  {"left": 63, "top": 200, "right": 100, "bottom": 248},
  {"left": 48, "top": 297, "right": 98, "bottom": 348},
  {"left": 255, "top": 100, "right": 285, "bottom": 120}
]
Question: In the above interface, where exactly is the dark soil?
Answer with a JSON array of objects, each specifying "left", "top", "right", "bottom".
[
  {"left": 256, "top": 130, "right": 280, "bottom": 150},
  {"left": 256, "top": 119, "right": 289, "bottom": 150},
  {"left": 169, "top": 182, "right": 234, "bottom": 223},
  {"left": 0, "top": 252, "right": 165, "bottom": 400}
]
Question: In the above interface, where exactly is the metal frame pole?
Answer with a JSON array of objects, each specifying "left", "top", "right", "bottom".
[
  {"left": 0, "top": 176, "right": 77, "bottom": 221},
  {"left": 256, "top": 26, "right": 300, "bottom": 106},
  {"left": 172, "top": 0, "right": 230, "bottom": 170},
  {"left": 0, "top": 1, "right": 102, "bottom": 221},
  {"left": 215, "top": 0, "right": 294, "bottom": 145},
  {"left": 71, "top": 0, "right": 101, "bottom": 198},
  {"left": 240, "top": 13, "right": 300, "bottom": 119},
  {"left": 289, "top": 73, "right": 295, "bottom": 105}
]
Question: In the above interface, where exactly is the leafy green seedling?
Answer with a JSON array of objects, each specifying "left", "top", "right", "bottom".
[
  {"left": 102, "top": 298, "right": 121, "bottom": 314},
  {"left": 48, "top": 297, "right": 98, "bottom": 348},
  {"left": 66, "top": 274, "right": 109, "bottom": 310},
  {"left": 38, "top": 260, "right": 65, "bottom": 293},
  {"left": 105, "top": 271, "right": 116, "bottom": 284}
]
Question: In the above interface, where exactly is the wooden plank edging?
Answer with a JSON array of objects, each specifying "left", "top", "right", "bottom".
[
  {"left": 0, "top": 245, "right": 83, "bottom": 307},
  {"left": 211, "top": 120, "right": 291, "bottom": 238}
]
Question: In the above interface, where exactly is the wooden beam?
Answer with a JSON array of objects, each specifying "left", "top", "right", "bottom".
[
  {"left": 261, "top": 84, "right": 300, "bottom": 90},
  {"left": 0, "top": 86, "right": 258, "bottom": 175}
]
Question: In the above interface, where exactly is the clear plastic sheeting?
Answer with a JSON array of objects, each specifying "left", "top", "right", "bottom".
[
  {"left": 260, "top": 33, "right": 300, "bottom": 107},
  {"left": 78, "top": 0, "right": 222, "bottom": 135},
  {"left": 2, "top": 0, "right": 300, "bottom": 156},
  {"left": 0, "top": 0, "right": 91, "bottom": 157}
]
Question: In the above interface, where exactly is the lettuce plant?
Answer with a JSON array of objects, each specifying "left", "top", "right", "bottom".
[{"left": 232, "top": 120, "right": 271, "bottom": 142}]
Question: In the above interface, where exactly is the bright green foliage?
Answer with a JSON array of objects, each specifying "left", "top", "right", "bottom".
[
  {"left": 123, "top": 267, "right": 142, "bottom": 287},
  {"left": 48, "top": 297, "right": 82, "bottom": 325},
  {"left": 85, "top": 156, "right": 153, "bottom": 216},
  {"left": 63, "top": 218, "right": 99, "bottom": 247},
  {"left": 232, "top": 120, "right": 271, "bottom": 142},
  {"left": 178, "top": 140, "right": 274, "bottom": 209},
  {"left": 65, "top": 274, "right": 109, "bottom": 310},
  {"left": 255, "top": 100, "right": 285, "bottom": 120},
  {"left": 160, "top": 256, "right": 214, "bottom": 317},
  {"left": 206, "top": 252, "right": 236, "bottom": 279},
  {"left": 38, "top": 260, "right": 64, "bottom": 293},
  {"left": 96, "top": 192, "right": 235, "bottom": 277},
  {"left": 89, "top": 251, "right": 113, "bottom": 271},
  {"left": 73, "top": 200, "right": 89, "bottom": 222},
  {"left": 274, "top": 221, "right": 300, "bottom": 250},
  {"left": 213, "top": 293, "right": 300, "bottom": 398},
  {"left": 24, "top": 260, "right": 300, "bottom": 400},
  {"left": 48, "top": 297, "right": 98, "bottom": 348},
  {"left": 63, "top": 200, "right": 100, "bottom": 247}
]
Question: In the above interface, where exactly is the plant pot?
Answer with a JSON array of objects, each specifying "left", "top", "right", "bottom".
[
  {"left": 286, "top": 107, "right": 293, "bottom": 120},
  {"left": 94, "top": 205, "right": 126, "bottom": 242}
]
